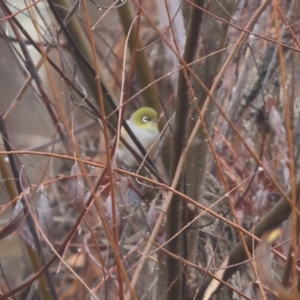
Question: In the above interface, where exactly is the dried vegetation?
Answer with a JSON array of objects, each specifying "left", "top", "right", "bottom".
[{"left": 0, "top": 0, "right": 300, "bottom": 299}]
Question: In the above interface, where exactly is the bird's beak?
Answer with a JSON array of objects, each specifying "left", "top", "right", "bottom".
[{"left": 153, "top": 119, "right": 158, "bottom": 123}]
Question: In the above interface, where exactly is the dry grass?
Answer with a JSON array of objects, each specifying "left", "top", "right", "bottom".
[{"left": 0, "top": 1, "right": 299, "bottom": 299}]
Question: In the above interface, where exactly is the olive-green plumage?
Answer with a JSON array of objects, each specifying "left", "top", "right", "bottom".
[{"left": 116, "top": 107, "right": 159, "bottom": 168}]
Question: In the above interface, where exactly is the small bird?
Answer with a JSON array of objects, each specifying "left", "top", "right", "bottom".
[{"left": 116, "top": 107, "right": 159, "bottom": 168}]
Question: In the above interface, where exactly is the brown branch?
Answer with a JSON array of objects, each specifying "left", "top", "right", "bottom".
[{"left": 166, "top": 1, "right": 205, "bottom": 299}]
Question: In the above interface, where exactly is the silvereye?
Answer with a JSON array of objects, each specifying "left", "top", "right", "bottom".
[{"left": 116, "top": 107, "right": 159, "bottom": 168}]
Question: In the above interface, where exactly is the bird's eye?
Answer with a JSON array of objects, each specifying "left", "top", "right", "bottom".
[{"left": 142, "top": 116, "right": 149, "bottom": 123}]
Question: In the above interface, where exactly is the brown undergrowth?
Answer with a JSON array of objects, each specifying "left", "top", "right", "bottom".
[{"left": 0, "top": 1, "right": 299, "bottom": 299}]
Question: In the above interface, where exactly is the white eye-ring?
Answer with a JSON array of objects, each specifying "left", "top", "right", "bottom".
[{"left": 142, "top": 116, "right": 149, "bottom": 123}]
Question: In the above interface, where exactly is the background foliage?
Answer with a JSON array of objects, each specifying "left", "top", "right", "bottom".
[{"left": 0, "top": 1, "right": 299, "bottom": 299}]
